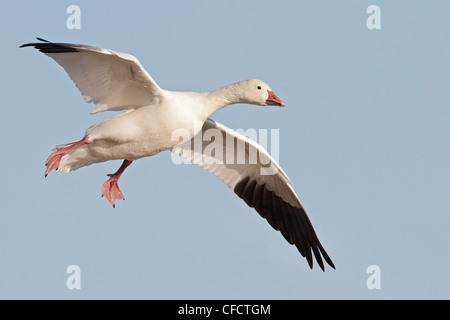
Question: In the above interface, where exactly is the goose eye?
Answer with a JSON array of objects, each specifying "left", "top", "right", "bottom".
[{"left": 257, "top": 86, "right": 262, "bottom": 90}]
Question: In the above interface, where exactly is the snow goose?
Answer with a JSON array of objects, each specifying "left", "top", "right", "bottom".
[{"left": 21, "top": 38, "right": 334, "bottom": 271}]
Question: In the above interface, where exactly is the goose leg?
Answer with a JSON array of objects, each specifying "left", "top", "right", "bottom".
[
  {"left": 101, "top": 160, "right": 133, "bottom": 208},
  {"left": 45, "top": 135, "right": 93, "bottom": 177}
]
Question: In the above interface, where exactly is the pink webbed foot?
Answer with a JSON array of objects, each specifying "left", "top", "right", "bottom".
[
  {"left": 101, "top": 160, "right": 133, "bottom": 208},
  {"left": 45, "top": 135, "right": 92, "bottom": 177},
  {"left": 102, "top": 175, "right": 125, "bottom": 208},
  {"left": 45, "top": 149, "right": 66, "bottom": 177}
]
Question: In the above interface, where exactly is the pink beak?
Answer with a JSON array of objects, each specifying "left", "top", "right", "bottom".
[{"left": 266, "top": 90, "right": 286, "bottom": 107}]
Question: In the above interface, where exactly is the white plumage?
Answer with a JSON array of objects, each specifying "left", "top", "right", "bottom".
[{"left": 21, "top": 38, "right": 334, "bottom": 271}]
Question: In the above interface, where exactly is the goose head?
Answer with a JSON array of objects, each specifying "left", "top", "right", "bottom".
[{"left": 238, "top": 79, "right": 286, "bottom": 107}]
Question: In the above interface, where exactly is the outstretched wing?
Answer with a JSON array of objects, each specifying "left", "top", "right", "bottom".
[
  {"left": 172, "top": 118, "right": 335, "bottom": 271},
  {"left": 21, "top": 38, "right": 164, "bottom": 113}
]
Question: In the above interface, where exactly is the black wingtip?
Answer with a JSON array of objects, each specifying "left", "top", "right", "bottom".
[
  {"left": 318, "top": 242, "right": 335, "bottom": 270},
  {"left": 306, "top": 248, "right": 313, "bottom": 270},
  {"left": 234, "top": 175, "right": 336, "bottom": 272},
  {"left": 20, "top": 37, "right": 50, "bottom": 48},
  {"left": 20, "top": 38, "right": 79, "bottom": 53},
  {"left": 36, "top": 37, "right": 50, "bottom": 43}
]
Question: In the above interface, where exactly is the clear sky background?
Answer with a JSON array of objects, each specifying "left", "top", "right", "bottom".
[{"left": 1, "top": 1, "right": 449, "bottom": 299}]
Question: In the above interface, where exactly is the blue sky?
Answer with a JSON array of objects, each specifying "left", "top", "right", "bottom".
[{"left": 1, "top": 1, "right": 449, "bottom": 299}]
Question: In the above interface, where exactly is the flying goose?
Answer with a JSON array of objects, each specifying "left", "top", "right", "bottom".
[{"left": 21, "top": 38, "right": 334, "bottom": 271}]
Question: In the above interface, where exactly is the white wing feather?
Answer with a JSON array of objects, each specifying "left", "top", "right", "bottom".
[
  {"left": 172, "top": 118, "right": 335, "bottom": 270},
  {"left": 172, "top": 118, "right": 301, "bottom": 208},
  {"left": 22, "top": 41, "right": 164, "bottom": 113}
]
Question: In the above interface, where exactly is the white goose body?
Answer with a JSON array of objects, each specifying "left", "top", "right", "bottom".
[
  {"left": 62, "top": 91, "right": 209, "bottom": 170},
  {"left": 21, "top": 38, "right": 334, "bottom": 271},
  {"left": 64, "top": 82, "right": 275, "bottom": 171}
]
